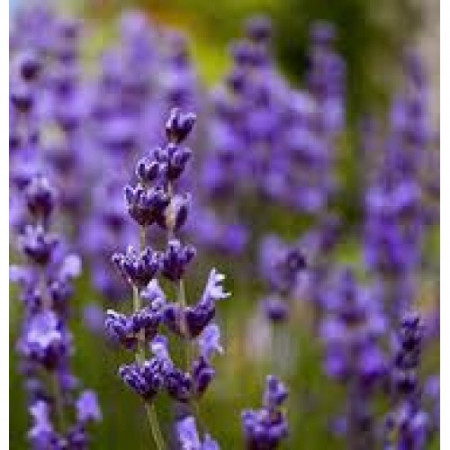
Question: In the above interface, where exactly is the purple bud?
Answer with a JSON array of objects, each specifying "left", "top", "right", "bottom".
[{"left": 165, "top": 108, "right": 196, "bottom": 143}]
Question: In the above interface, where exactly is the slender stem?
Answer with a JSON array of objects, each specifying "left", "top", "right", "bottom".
[
  {"left": 144, "top": 403, "right": 166, "bottom": 450},
  {"left": 51, "top": 371, "right": 66, "bottom": 433},
  {"left": 132, "top": 226, "right": 166, "bottom": 450},
  {"left": 132, "top": 285, "right": 146, "bottom": 364},
  {"left": 177, "top": 279, "right": 191, "bottom": 369}
]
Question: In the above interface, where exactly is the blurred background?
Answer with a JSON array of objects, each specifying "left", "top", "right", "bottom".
[{"left": 10, "top": 0, "right": 439, "bottom": 449}]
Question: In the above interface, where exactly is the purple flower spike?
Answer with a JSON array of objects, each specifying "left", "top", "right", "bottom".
[
  {"left": 103, "top": 107, "right": 224, "bottom": 445},
  {"left": 11, "top": 166, "right": 100, "bottom": 445},
  {"left": 242, "top": 375, "right": 289, "bottom": 450},
  {"left": 393, "top": 312, "right": 424, "bottom": 397},
  {"left": 384, "top": 312, "right": 430, "bottom": 449}
]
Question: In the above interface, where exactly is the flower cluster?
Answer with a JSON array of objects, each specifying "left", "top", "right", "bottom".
[
  {"left": 10, "top": 174, "right": 101, "bottom": 449},
  {"left": 384, "top": 312, "right": 429, "bottom": 449},
  {"left": 258, "top": 235, "right": 307, "bottom": 323},
  {"left": 363, "top": 52, "right": 434, "bottom": 323},
  {"left": 105, "top": 108, "right": 228, "bottom": 447},
  {"left": 195, "top": 19, "right": 344, "bottom": 258},
  {"left": 77, "top": 11, "right": 200, "bottom": 303},
  {"left": 242, "top": 375, "right": 289, "bottom": 449},
  {"left": 320, "top": 268, "right": 387, "bottom": 448}
]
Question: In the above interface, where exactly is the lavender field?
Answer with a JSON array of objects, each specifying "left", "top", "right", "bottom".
[{"left": 9, "top": 1, "right": 440, "bottom": 449}]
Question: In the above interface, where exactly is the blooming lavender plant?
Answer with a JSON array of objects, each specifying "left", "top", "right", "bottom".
[
  {"left": 105, "top": 108, "right": 228, "bottom": 448},
  {"left": 10, "top": 174, "right": 101, "bottom": 449}
]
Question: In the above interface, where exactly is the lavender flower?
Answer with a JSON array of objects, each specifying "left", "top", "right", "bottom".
[
  {"left": 258, "top": 235, "right": 306, "bottom": 324},
  {"left": 363, "top": 52, "right": 434, "bottom": 324},
  {"left": 176, "top": 416, "right": 220, "bottom": 450},
  {"left": 11, "top": 174, "right": 101, "bottom": 449},
  {"left": 320, "top": 268, "right": 387, "bottom": 449},
  {"left": 242, "top": 375, "right": 289, "bottom": 449},
  {"left": 112, "top": 245, "right": 161, "bottom": 288},
  {"left": 105, "top": 108, "right": 228, "bottom": 449},
  {"left": 384, "top": 312, "right": 430, "bottom": 449}
]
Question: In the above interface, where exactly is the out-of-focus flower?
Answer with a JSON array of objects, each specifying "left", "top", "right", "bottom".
[{"left": 242, "top": 375, "right": 289, "bottom": 450}]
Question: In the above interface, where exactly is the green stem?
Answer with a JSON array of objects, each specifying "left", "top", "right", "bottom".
[
  {"left": 177, "top": 279, "right": 192, "bottom": 370},
  {"left": 132, "top": 227, "right": 166, "bottom": 450},
  {"left": 144, "top": 403, "right": 166, "bottom": 450},
  {"left": 51, "top": 372, "right": 66, "bottom": 433}
]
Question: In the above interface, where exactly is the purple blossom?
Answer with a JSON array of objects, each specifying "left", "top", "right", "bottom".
[
  {"left": 160, "top": 239, "right": 196, "bottom": 282},
  {"left": 384, "top": 312, "right": 430, "bottom": 449},
  {"left": 164, "top": 269, "right": 229, "bottom": 338},
  {"left": 124, "top": 184, "right": 170, "bottom": 228},
  {"left": 197, "top": 324, "right": 223, "bottom": 361},
  {"left": 76, "top": 390, "right": 102, "bottom": 424},
  {"left": 118, "top": 358, "right": 167, "bottom": 401},
  {"left": 28, "top": 401, "right": 58, "bottom": 449},
  {"left": 261, "top": 296, "right": 289, "bottom": 323},
  {"left": 176, "top": 416, "right": 220, "bottom": 450},
  {"left": 259, "top": 235, "right": 306, "bottom": 294},
  {"left": 242, "top": 375, "right": 289, "bottom": 450},
  {"left": 112, "top": 245, "right": 161, "bottom": 288},
  {"left": 19, "top": 225, "right": 58, "bottom": 266},
  {"left": 165, "top": 108, "right": 197, "bottom": 144},
  {"left": 104, "top": 108, "right": 226, "bottom": 447},
  {"left": 320, "top": 268, "right": 387, "bottom": 448},
  {"left": 11, "top": 172, "right": 100, "bottom": 446}
]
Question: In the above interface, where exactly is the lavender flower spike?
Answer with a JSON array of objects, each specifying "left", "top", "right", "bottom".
[
  {"left": 11, "top": 173, "right": 101, "bottom": 448},
  {"left": 384, "top": 312, "right": 430, "bottom": 449},
  {"left": 242, "top": 375, "right": 289, "bottom": 450},
  {"left": 105, "top": 108, "right": 227, "bottom": 449}
]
